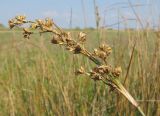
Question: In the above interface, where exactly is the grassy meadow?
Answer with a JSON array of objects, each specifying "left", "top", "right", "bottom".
[{"left": 0, "top": 27, "right": 160, "bottom": 116}]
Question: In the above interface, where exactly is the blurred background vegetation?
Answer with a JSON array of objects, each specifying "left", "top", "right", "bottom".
[{"left": 0, "top": 0, "right": 160, "bottom": 116}]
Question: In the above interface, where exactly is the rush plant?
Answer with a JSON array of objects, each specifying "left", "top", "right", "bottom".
[{"left": 9, "top": 15, "right": 145, "bottom": 116}]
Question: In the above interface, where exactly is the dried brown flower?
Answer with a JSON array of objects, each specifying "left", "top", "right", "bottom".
[
  {"left": 44, "top": 18, "right": 53, "bottom": 28},
  {"left": 8, "top": 15, "right": 27, "bottom": 29},
  {"left": 93, "top": 49, "right": 107, "bottom": 60},
  {"left": 90, "top": 71, "right": 102, "bottom": 81},
  {"left": 36, "top": 19, "right": 44, "bottom": 26},
  {"left": 15, "top": 15, "right": 26, "bottom": 22},
  {"left": 8, "top": 19, "right": 16, "bottom": 29},
  {"left": 65, "top": 32, "right": 72, "bottom": 42},
  {"left": 75, "top": 66, "right": 85, "bottom": 75},
  {"left": 78, "top": 32, "right": 86, "bottom": 43},
  {"left": 23, "top": 28, "right": 33, "bottom": 39},
  {"left": 73, "top": 45, "right": 82, "bottom": 54},
  {"left": 8, "top": 16, "right": 145, "bottom": 116},
  {"left": 99, "top": 44, "right": 112, "bottom": 56},
  {"left": 30, "top": 23, "right": 39, "bottom": 29},
  {"left": 51, "top": 34, "right": 64, "bottom": 45},
  {"left": 91, "top": 65, "right": 112, "bottom": 78},
  {"left": 112, "top": 66, "right": 122, "bottom": 77}
]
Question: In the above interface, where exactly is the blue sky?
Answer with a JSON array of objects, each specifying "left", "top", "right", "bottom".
[{"left": 0, "top": 0, "right": 160, "bottom": 28}]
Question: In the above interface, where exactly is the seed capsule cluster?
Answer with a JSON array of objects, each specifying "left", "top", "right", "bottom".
[
  {"left": 9, "top": 15, "right": 122, "bottom": 87},
  {"left": 9, "top": 16, "right": 145, "bottom": 116}
]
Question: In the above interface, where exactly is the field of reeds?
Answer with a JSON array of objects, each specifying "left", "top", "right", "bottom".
[{"left": 0, "top": 21, "right": 159, "bottom": 116}]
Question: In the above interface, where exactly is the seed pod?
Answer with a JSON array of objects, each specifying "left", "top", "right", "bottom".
[
  {"left": 99, "top": 44, "right": 112, "bottom": 56},
  {"left": 8, "top": 19, "right": 15, "bottom": 29},
  {"left": 36, "top": 19, "right": 44, "bottom": 26},
  {"left": 90, "top": 71, "right": 102, "bottom": 81},
  {"left": 30, "top": 23, "right": 39, "bottom": 29},
  {"left": 65, "top": 32, "right": 72, "bottom": 42},
  {"left": 15, "top": 15, "right": 26, "bottom": 22},
  {"left": 98, "top": 51, "right": 107, "bottom": 60},
  {"left": 75, "top": 66, "right": 85, "bottom": 75},
  {"left": 74, "top": 45, "right": 82, "bottom": 54},
  {"left": 51, "top": 34, "right": 63, "bottom": 44},
  {"left": 78, "top": 32, "right": 86, "bottom": 43},
  {"left": 23, "top": 28, "right": 33, "bottom": 39},
  {"left": 44, "top": 18, "right": 53, "bottom": 28},
  {"left": 112, "top": 66, "right": 122, "bottom": 77}
]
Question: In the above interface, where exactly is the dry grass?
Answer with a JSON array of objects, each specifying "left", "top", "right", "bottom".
[
  {"left": 8, "top": 15, "right": 146, "bottom": 115},
  {"left": 0, "top": 15, "right": 159, "bottom": 116}
]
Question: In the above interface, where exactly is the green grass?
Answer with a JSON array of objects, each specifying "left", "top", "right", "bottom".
[{"left": 0, "top": 28, "right": 159, "bottom": 115}]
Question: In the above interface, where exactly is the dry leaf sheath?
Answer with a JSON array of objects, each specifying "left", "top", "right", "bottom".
[{"left": 9, "top": 16, "right": 145, "bottom": 116}]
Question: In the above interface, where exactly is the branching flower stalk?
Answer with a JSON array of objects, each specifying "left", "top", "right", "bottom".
[{"left": 9, "top": 16, "right": 145, "bottom": 116}]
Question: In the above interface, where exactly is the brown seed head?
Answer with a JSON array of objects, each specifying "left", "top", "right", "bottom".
[
  {"left": 36, "top": 19, "right": 44, "bottom": 26},
  {"left": 78, "top": 32, "right": 86, "bottom": 43},
  {"left": 51, "top": 34, "right": 64, "bottom": 44},
  {"left": 99, "top": 44, "right": 112, "bottom": 55},
  {"left": 66, "top": 44, "right": 82, "bottom": 54},
  {"left": 93, "top": 49, "right": 106, "bottom": 60},
  {"left": 75, "top": 66, "right": 85, "bottom": 75},
  {"left": 15, "top": 15, "right": 26, "bottom": 22},
  {"left": 112, "top": 66, "right": 122, "bottom": 77},
  {"left": 8, "top": 19, "right": 16, "bottom": 29},
  {"left": 65, "top": 32, "right": 72, "bottom": 42},
  {"left": 93, "top": 65, "right": 111, "bottom": 75},
  {"left": 90, "top": 71, "right": 102, "bottom": 81},
  {"left": 30, "top": 23, "right": 39, "bottom": 29},
  {"left": 44, "top": 18, "right": 53, "bottom": 28},
  {"left": 23, "top": 28, "right": 33, "bottom": 39},
  {"left": 74, "top": 45, "right": 82, "bottom": 54}
]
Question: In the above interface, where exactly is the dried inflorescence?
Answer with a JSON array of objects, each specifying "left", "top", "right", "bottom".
[
  {"left": 75, "top": 66, "right": 85, "bottom": 75},
  {"left": 8, "top": 15, "right": 122, "bottom": 85},
  {"left": 8, "top": 15, "right": 122, "bottom": 90},
  {"left": 9, "top": 16, "right": 27, "bottom": 29},
  {"left": 9, "top": 15, "right": 145, "bottom": 116},
  {"left": 23, "top": 28, "right": 33, "bottom": 39},
  {"left": 78, "top": 32, "right": 86, "bottom": 44},
  {"left": 112, "top": 66, "right": 122, "bottom": 77},
  {"left": 76, "top": 64, "right": 122, "bottom": 85},
  {"left": 93, "top": 44, "right": 112, "bottom": 62}
]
